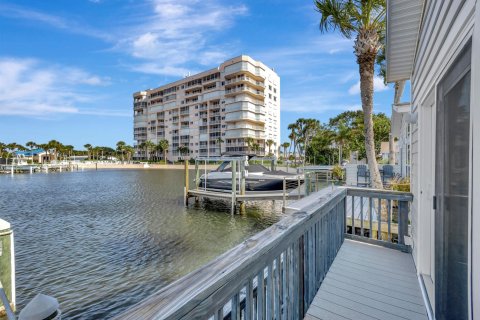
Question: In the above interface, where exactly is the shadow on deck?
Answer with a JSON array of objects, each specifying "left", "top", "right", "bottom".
[{"left": 305, "top": 240, "right": 428, "bottom": 320}]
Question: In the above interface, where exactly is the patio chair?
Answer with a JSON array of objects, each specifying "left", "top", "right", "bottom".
[
  {"left": 357, "top": 165, "right": 370, "bottom": 187},
  {"left": 382, "top": 165, "right": 394, "bottom": 186}
]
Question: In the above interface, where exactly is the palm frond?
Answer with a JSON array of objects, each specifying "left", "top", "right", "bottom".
[{"left": 315, "top": 0, "right": 356, "bottom": 38}]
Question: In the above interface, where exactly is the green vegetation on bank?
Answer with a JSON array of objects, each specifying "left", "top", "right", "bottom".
[{"left": 281, "top": 111, "right": 390, "bottom": 166}]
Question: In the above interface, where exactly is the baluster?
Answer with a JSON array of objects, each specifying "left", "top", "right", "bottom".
[
  {"left": 288, "top": 245, "right": 294, "bottom": 318},
  {"left": 293, "top": 240, "right": 300, "bottom": 318},
  {"left": 309, "top": 225, "right": 314, "bottom": 305},
  {"left": 387, "top": 199, "right": 392, "bottom": 242},
  {"left": 246, "top": 279, "right": 253, "bottom": 320},
  {"left": 214, "top": 306, "right": 223, "bottom": 320},
  {"left": 377, "top": 198, "right": 382, "bottom": 240},
  {"left": 351, "top": 195, "right": 355, "bottom": 235},
  {"left": 257, "top": 269, "right": 265, "bottom": 320},
  {"left": 282, "top": 249, "right": 288, "bottom": 320},
  {"left": 316, "top": 220, "right": 321, "bottom": 287},
  {"left": 267, "top": 263, "right": 274, "bottom": 320},
  {"left": 343, "top": 195, "right": 347, "bottom": 238},
  {"left": 360, "top": 196, "right": 364, "bottom": 237},
  {"left": 278, "top": 254, "right": 284, "bottom": 320},
  {"left": 398, "top": 200, "right": 408, "bottom": 245},
  {"left": 274, "top": 257, "right": 281, "bottom": 320},
  {"left": 369, "top": 197, "right": 373, "bottom": 238},
  {"left": 232, "top": 293, "right": 240, "bottom": 320}
]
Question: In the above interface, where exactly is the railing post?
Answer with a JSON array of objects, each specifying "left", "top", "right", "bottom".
[
  {"left": 298, "top": 235, "right": 305, "bottom": 318},
  {"left": 398, "top": 200, "right": 408, "bottom": 245},
  {"left": 0, "top": 218, "right": 15, "bottom": 317}
]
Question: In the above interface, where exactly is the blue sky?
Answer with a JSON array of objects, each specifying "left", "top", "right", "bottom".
[{"left": 0, "top": 0, "right": 397, "bottom": 149}]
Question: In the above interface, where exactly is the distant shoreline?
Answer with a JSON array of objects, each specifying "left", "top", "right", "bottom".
[{"left": 79, "top": 163, "right": 219, "bottom": 170}]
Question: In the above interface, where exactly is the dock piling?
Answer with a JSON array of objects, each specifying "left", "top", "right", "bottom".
[
  {"left": 231, "top": 160, "right": 237, "bottom": 214},
  {"left": 184, "top": 161, "right": 189, "bottom": 206},
  {"left": 0, "top": 218, "right": 15, "bottom": 316}
]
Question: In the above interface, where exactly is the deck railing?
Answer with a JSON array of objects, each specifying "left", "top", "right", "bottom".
[
  {"left": 114, "top": 187, "right": 413, "bottom": 320},
  {"left": 345, "top": 187, "right": 412, "bottom": 252}
]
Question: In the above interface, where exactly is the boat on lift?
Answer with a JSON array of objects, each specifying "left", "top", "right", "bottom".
[{"left": 197, "top": 155, "right": 303, "bottom": 192}]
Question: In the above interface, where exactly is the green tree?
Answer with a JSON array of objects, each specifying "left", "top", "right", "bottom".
[
  {"left": 266, "top": 139, "right": 275, "bottom": 156},
  {"left": 158, "top": 139, "right": 169, "bottom": 163},
  {"left": 178, "top": 145, "right": 190, "bottom": 158},
  {"left": 216, "top": 137, "right": 224, "bottom": 155},
  {"left": 288, "top": 123, "right": 300, "bottom": 165},
  {"left": 281, "top": 142, "right": 290, "bottom": 160},
  {"left": 143, "top": 141, "right": 155, "bottom": 161},
  {"left": 124, "top": 145, "right": 134, "bottom": 163},
  {"left": 84, "top": 144, "right": 92, "bottom": 160},
  {"left": 252, "top": 143, "right": 260, "bottom": 155},
  {"left": 315, "top": 0, "right": 386, "bottom": 188},
  {"left": 245, "top": 137, "right": 255, "bottom": 154},
  {"left": 116, "top": 141, "right": 126, "bottom": 162}
]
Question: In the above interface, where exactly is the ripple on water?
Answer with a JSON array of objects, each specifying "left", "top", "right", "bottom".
[{"left": 0, "top": 169, "right": 284, "bottom": 319}]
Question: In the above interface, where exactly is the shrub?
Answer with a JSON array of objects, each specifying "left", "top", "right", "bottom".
[{"left": 332, "top": 165, "right": 344, "bottom": 180}]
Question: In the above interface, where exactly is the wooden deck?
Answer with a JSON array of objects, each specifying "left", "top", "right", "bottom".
[{"left": 305, "top": 240, "right": 428, "bottom": 320}]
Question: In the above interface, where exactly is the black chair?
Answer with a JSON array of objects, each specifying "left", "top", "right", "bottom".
[
  {"left": 382, "top": 165, "right": 394, "bottom": 186},
  {"left": 357, "top": 165, "right": 370, "bottom": 187}
]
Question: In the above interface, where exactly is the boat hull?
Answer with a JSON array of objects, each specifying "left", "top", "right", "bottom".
[{"left": 198, "top": 177, "right": 302, "bottom": 192}]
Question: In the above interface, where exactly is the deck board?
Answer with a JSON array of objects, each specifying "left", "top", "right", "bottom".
[{"left": 305, "top": 239, "right": 428, "bottom": 320}]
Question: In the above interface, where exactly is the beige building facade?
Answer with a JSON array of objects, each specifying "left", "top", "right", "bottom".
[{"left": 133, "top": 55, "right": 280, "bottom": 161}]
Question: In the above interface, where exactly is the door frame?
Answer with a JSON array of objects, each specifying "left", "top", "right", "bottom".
[
  {"left": 418, "top": 88, "right": 436, "bottom": 305},
  {"left": 434, "top": 39, "right": 472, "bottom": 320}
]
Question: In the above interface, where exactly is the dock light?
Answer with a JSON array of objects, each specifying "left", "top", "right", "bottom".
[{"left": 18, "top": 294, "right": 61, "bottom": 320}]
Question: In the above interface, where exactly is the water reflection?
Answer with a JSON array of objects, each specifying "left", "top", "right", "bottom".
[{"left": 0, "top": 169, "right": 284, "bottom": 319}]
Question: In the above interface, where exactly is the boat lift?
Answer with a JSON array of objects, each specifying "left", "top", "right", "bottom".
[{"left": 183, "top": 156, "right": 306, "bottom": 214}]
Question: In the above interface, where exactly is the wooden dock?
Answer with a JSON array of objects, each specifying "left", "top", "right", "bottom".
[{"left": 305, "top": 239, "right": 428, "bottom": 320}]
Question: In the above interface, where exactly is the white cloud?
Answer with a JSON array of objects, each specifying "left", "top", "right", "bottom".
[
  {"left": 120, "top": 0, "right": 248, "bottom": 76},
  {"left": 0, "top": 57, "right": 115, "bottom": 117},
  {"left": 0, "top": 3, "right": 112, "bottom": 41},
  {"left": 348, "top": 76, "right": 389, "bottom": 95}
]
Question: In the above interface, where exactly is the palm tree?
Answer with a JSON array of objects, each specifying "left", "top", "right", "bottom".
[
  {"left": 155, "top": 142, "right": 163, "bottom": 161},
  {"left": 159, "top": 139, "right": 169, "bottom": 163},
  {"left": 124, "top": 145, "right": 134, "bottom": 163},
  {"left": 281, "top": 142, "right": 290, "bottom": 160},
  {"left": 334, "top": 122, "right": 350, "bottom": 165},
  {"left": 266, "top": 139, "right": 275, "bottom": 156},
  {"left": 252, "top": 143, "right": 260, "bottom": 155},
  {"left": 5, "top": 143, "right": 18, "bottom": 162},
  {"left": 116, "top": 141, "right": 126, "bottom": 162},
  {"left": 0, "top": 142, "right": 6, "bottom": 158},
  {"left": 216, "top": 137, "right": 224, "bottom": 156},
  {"left": 288, "top": 123, "right": 300, "bottom": 165},
  {"left": 245, "top": 137, "right": 255, "bottom": 154},
  {"left": 25, "top": 141, "right": 36, "bottom": 150},
  {"left": 178, "top": 145, "right": 190, "bottom": 159},
  {"left": 297, "top": 118, "right": 320, "bottom": 163},
  {"left": 315, "top": 0, "right": 384, "bottom": 189},
  {"left": 84, "top": 144, "right": 92, "bottom": 160},
  {"left": 144, "top": 141, "right": 155, "bottom": 161}
]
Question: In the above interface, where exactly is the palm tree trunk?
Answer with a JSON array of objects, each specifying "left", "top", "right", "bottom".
[
  {"left": 359, "top": 54, "right": 383, "bottom": 189},
  {"left": 388, "top": 133, "right": 395, "bottom": 164}
]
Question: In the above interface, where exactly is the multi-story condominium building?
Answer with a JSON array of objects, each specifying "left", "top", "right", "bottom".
[{"left": 132, "top": 55, "right": 280, "bottom": 161}]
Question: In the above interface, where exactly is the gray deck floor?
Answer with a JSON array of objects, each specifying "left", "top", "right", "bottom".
[{"left": 305, "top": 240, "right": 428, "bottom": 320}]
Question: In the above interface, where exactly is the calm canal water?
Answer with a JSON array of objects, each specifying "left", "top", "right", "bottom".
[{"left": 0, "top": 169, "right": 284, "bottom": 319}]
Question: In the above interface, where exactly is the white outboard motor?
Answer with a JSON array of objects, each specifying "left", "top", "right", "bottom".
[{"left": 18, "top": 294, "right": 61, "bottom": 320}]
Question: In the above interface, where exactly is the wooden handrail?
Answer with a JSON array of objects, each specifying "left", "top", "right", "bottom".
[
  {"left": 114, "top": 187, "right": 414, "bottom": 319},
  {"left": 114, "top": 188, "right": 347, "bottom": 319}
]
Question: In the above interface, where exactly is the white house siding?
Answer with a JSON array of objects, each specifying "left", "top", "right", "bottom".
[
  {"left": 471, "top": 5, "right": 480, "bottom": 319},
  {"left": 409, "top": 0, "right": 477, "bottom": 315}
]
